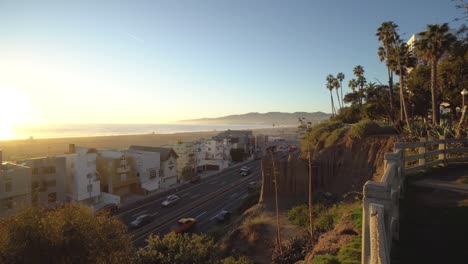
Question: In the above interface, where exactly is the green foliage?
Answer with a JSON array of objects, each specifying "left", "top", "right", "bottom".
[
  {"left": 230, "top": 148, "right": 246, "bottom": 162},
  {"left": 287, "top": 204, "right": 309, "bottom": 228},
  {"left": 181, "top": 166, "right": 193, "bottom": 181},
  {"left": 405, "top": 119, "right": 457, "bottom": 139},
  {"left": 137, "top": 232, "right": 219, "bottom": 264},
  {"left": 337, "top": 237, "right": 361, "bottom": 264},
  {"left": 347, "top": 207, "right": 363, "bottom": 231},
  {"left": 315, "top": 212, "right": 335, "bottom": 233},
  {"left": 332, "top": 105, "right": 362, "bottom": 124},
  {"left": 348, "top": 120, "right": 384, "bottom": 138},
  {"left": 0, "top": 204, "right": 134, "bottom": 264},
  {"left": 301, "top": 121, "right": 345, "bottom": 150},
  {"left": 312, "top": 254, "right": 340, "bottom": 264},
  {"left": 221, "top": 256, "right": 254, "bottom": 264},
  {"left": 272, "top": 235, "right": 313, "bottom": 264},
  {"left": 325, "top": 127, "right": 349, "bottom": 147}
]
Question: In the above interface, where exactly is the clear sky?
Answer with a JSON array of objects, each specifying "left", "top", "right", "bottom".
[{"left": 0, "top": 0, "right": 462, "bottom": 126}]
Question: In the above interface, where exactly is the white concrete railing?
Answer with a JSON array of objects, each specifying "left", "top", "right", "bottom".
[{"left": 361, "top": 136, "right": 468, "bottom": 264}]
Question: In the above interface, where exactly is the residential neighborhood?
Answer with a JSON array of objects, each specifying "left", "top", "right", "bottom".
[{"left": 0, "top": 130, "right": 262, "bottom": 216}]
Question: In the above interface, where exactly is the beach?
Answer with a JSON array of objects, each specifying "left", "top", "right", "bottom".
[{"left": 0, "top": 127, "right": 298, "bottom": 161}]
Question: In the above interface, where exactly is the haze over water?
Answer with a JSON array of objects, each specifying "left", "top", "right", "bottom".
[{"left": 2, "top": 124, "right": 273, "bottom": 140}]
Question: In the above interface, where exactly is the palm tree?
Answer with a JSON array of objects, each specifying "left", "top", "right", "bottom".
[
  {"left": 337, "top": 72, "right": 345, "bottom": 106},
  {"left": 326, "top": 74, "right": 336, "bottom": 116},
  {"left": 348, "top": 79, "right": 358, "bottom": 92},
  {"left": 353, "top": 65, "right": 366, "bottom": 104},
  {"left": 416, "top": 23, "right": 456, "bottom": 125},
  {"left": 333, "top": 77, "right": 342, "bottom": 110},
  {"left": 269, "top": 150, "right": 282, "bottom": 253},
  {"left": 376, "top": 21, "right": 399, "bottom": 121}
]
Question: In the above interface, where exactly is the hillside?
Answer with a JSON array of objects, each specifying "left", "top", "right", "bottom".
[{"left": 177, "top": 112, "right": 331, "bottom": 125}]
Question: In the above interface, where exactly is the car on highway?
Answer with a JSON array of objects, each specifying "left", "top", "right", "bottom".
[
  {"left": 240, "top": 166, "right": 250, "bottom": 172},
  {"left": 173, "top": 218, "right": 197, "bottom": 234},
  {"left": 240, "top": 166, "right": 250, "bottom": 176},
  {"left": 190, "top": 175, "right": 201, "bottom": 183},
  {"left": 95, "top": 203, "right": 118, "bottom": 216},
  {"left": 129, "top": 214, "right": 153, "bottom": 229},
  {"left": 215, "top": 210, "right": 231, "bottom": 223},
  {"left": 248, "top": 181, "right": 258, "bottom": 191},
  {"left": 161, "top": 195, "right": 180, "bottom": 207}
]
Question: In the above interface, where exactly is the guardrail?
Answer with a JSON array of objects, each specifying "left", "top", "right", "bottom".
[{"left": 361, "top": 136, "right": 468, "bottom": 264}]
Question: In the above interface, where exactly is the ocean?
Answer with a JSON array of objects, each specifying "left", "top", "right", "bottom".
[{"left": 9, "top": 124, "right": 273, "bottom": 140}]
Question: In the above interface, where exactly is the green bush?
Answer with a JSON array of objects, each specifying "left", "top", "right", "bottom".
[
  {"left": 222, "top": 256, "right": 253, "bottom": 264},
  {"left": 312, "top": 254, "right": 340, "bottom": 264},
  {"left": 287, "top": 204, "right": 309, "bottom": 228},
  {"left": 337, "top": 237, "right": 361, "bottom": 264},
  {"left": 332, "top": 105, "right": 361, "bottom": 124},
  {"left": 315, "top": 212, "right": 335, "bottom": 233},
  {"left": 347, "top": 207, "right": 362, "bottom": 231},
  {"left": 348, "top": 120, "right": 382, "bottom": 138},
  {"left": 302, "top": 121, "right": 345, "bottom": 148},
  {"left": 273, "top": 235, "right": 312, "bottom": 264},
  {"left": 325, "top": 127, "right": 349, "bottom": 147}
]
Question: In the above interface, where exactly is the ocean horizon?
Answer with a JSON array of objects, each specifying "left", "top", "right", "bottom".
[{"left": 5, "top": 123, "right": 279, "bottom": 140}]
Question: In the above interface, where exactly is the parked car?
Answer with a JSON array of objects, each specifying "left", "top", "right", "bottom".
[
  {"left": 215, "top": 210, "right": 231, "bottom": 223},
  {"left": 129, "top": 214, "right": 153, "bottom": 229},
  {"left": 173, "top": 218, "right": 197, "bottom": 234},
  {"left": 96, "top": 203, "right": 118, "bottom": 216},
  {"left": 161, "top": 195, "right": 180, "bottom": 207}
]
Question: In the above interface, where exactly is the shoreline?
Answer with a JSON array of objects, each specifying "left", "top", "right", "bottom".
[{"left": 0, "top": 127, "right": 298, "bottom": 161}]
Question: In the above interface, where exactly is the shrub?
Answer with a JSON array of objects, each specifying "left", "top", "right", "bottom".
[
  {"left": 222, "top": 256, "right": 254, "bottom": 264},
  {"left": 315, "top": 212, "right": 335, "bottom": 233},
  {"left": 332, "top": 105, "right": 361, "bottom": 124},
  {"left": 272, "top": 235, "right": 312, "bottom": 264},
  {"left": 337, "top": 237, "right": 361, "bottom": 264},
  {"left": 349, "top": 120, "right": 381, "bottom": 138},
  {"left": 325, "top": 127, "right": 349, "bottom": 147},
  {"left": 312, "top": 254, "right": 340, "bottom": 264},
  {"left": 347, "top": 207, "right": 362, "bottom": 231},
  {"left": 301, "top": 121, "right": 345, "bottom": 150},
  {"left": 287, "top": 204, "right": 309, "bottom": 228}
]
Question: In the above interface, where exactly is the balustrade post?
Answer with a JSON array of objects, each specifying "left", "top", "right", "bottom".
[
  {"left": 419, "top": 137, "right": 427, "bottom": 167},
  {"left": 438, "top": 135, "right": 446, "bottom": 163}
]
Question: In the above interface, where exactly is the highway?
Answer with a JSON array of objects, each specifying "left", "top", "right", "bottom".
[{"left": 117, "top": 151, "right": 292, "bottom": 248}]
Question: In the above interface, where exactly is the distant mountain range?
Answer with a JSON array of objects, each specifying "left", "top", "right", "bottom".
[{"left": 177, "top": 112, "right": 331, "bottom": 125}]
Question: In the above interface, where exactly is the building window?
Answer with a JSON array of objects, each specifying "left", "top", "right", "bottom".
[
  {"left": 120, "top": 156, "right": 127, "bottom": 169},
  {"left": 5, "top": 182, "right": 12, "bottom": 192},
  {"left": 48, "top": 192, "right": 57, "bottom": 203},
  {"left": 120, "top": 173, "right": 127, "bottom": 182},
  {"left": 86, "top": 173, "right": 93, "bottom": 179},
  {"left": 45, "top": 180, "right": 56, "bottom": 188},
  {"left": 3, "top": 197, "right": 13, "bottom": 210},
  {"left": 87, "top": 184, "right": 93, "bottom": 193},
  {"left": 149, "top": 169, "right": 157, "bottom": 179},
  {"left": 43, "top": 166, "right": 56, "bottom": 174}
]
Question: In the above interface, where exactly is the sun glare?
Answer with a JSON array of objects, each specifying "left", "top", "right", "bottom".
[{"left": 0, "top": 87, "right": 32, "bottom": 140}]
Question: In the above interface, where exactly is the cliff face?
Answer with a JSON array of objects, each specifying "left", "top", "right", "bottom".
[{"left": 261, "top": 135, "right": 398, "bottom": 200}]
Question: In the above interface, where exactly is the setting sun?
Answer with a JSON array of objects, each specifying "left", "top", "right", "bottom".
[{"left": 0, "top": 87, "right": 32, "bottom": 140}]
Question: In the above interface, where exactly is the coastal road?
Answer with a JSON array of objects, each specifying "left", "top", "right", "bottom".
[{"left": 118, "top": 151, "right": 292, "bottom": 248}]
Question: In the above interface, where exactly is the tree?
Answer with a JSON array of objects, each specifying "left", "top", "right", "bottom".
[
  {"left": 333, "top": 77, "right": 342, "bottom": 109},
  {"left": 137, "top": 233, "right": 219, "bottom": 264},
  {"left": 326, "top": 74, "right": 336, "bottom": 115},
  {"left": 0, "top": 204, "right": 134, "bottom": 264},
  {"left": 337, "top": 72, "right": 345, "bottom": 107},
  {"left": 348, "top": 78, "right": 358, "bottom": 93},
  {"left": 376, "top": 21, "right": 399, "bottom": 121},
  {"left": 353, "top": 65, "right": 367, "bottom": 105},
  {"left": 416, "top": 23, "right": 456, "bottom": 124}
]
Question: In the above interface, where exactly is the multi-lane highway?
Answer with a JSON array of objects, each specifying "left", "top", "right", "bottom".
[{"left": 116, "top": 150, "right": 293, "bottom": 248}]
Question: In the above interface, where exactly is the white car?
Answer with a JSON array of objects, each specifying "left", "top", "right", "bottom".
[{"left": 161, "top": 195, "right": 180, "bottom": 207}]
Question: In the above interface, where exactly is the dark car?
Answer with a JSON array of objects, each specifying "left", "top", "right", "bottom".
[
  {"left": 241, "top": 169, "right": 250, "bottom": 177},
  {"left": 248, "top": 181, "right": 258, "bottom": 191},
  {"left": 96, "top": 203, "right": 118, "bottom": 216},
  {"left": 190, "top": 175, "right": 201, "bottom": 183},
  {"left": 215, "top": 210, "right": 231, "bottom": 223},
  {"left": 129, "top": 214, "right": 153, "bottom": 229}
]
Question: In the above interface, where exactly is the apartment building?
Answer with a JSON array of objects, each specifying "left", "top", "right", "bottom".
[
  {"left": 0, "top": 151, "right": 32, "bottom": 216},
  {"left": 164, "top": 141, "right": 196, "bottom": 181},
  {"left": 121, "top": 149, "right": 161, "bottom": 194}
]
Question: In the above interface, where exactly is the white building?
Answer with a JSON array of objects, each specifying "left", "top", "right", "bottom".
[
  {"left": 164, "top": 142, "right": 196, "bottom": 181},
  {"left": 121, "top": 149, "right": 161, "bottom": 194},
  {"left": 0, "top": 151, "right": 32, "bottom": 217},
  {"left": 61, "top": 145, "right": 101, "bottom": 205},
  {"left": 204, "top": 139, "right": 231, "bottom": 160},
  {"left": 129, "top": 146, "right": 178, "bottom": 188}
]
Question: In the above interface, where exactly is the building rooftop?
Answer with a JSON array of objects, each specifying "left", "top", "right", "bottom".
[{"left": 129, "top": 146, "right": 179, "bottom": 161}]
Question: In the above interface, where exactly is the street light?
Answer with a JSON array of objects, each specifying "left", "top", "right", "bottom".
[{"left": 461, "top": 89, "right": 468, "bottom": 111}]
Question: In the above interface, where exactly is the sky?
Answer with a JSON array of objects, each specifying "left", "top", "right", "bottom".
[{"left": 0, "top": 0, "right": 463, "bottom": 126}]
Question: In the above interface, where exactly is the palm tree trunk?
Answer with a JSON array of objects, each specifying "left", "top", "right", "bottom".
[
  {"left": 340, "top": 82, "right": 344, "bottom": 107},
  {"left": 270, "top": 151, "right": 282, "bottom": 253},
  {"left": 329, "top": 91, "right": 335, "bottom": 116},
  {"left": 335, "top": 89, "right": 341, "bottom": 110},
  {"left": 431, "top": 61, "right": 440, "bottom": 125},
  {"left": 399, "top": 69, "right": 411, "bottom": 130},
  {"left": 387, "top": 67, "right": 395, "bottom": 122},
  {"left": 308, "top": 148, "right": 313, "bottom": 241}
]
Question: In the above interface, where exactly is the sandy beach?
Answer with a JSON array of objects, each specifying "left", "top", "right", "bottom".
[{"left": 0, "top": 127, "right": 298, "bottom": 161}]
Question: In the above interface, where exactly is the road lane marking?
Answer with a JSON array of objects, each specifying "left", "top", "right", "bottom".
[
  {"left": 190, "top": 194, "right": 200, "bottom": 199},
  {"left": 195, "top": 211, "right": 207, "bottom": 219},
  {"left": 210, "top": 181, "right": 218, "bottom": 185},
  {"left": 151, "top": 212, "right": 159, "bottom": 216},
  {"left": 230, "top": 192, "right": 238, "bottom": 198},
  {"left": 209, "top": 214, "right": 218, "bottom": 221},
  {"left": 131, "top": 210, "right": 148, "bottom": 218},
  {"left": 181, "top": 192, "right": 190, "bottom": 197},
  {"left": 240, "top": 194, "right": 248, "bottom": 199},
  {"left": 220, "top": 181, "right": 227, "bottom": 185}
]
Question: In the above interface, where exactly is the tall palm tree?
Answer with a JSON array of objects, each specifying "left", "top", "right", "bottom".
[
  {"left": 376, "top": 21, "right": 399, "bottom": 121},
  {"left": 337, "top": 72, "right": 345, "bottom": 106},
  {"left": 348, "top": 79, "right": 358, "bottom": 92},
  {"left": 333, "top": 77, "right": 342, "bottom": 110},
  {"left": 416, "top": 23, "right": 456, "bottom": 125},
  {"left": 353, "top": 65, "right": 366, "bottom": 104},
  {"left": 326, "top": 74, "right": 336, "bottom": 116}
]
